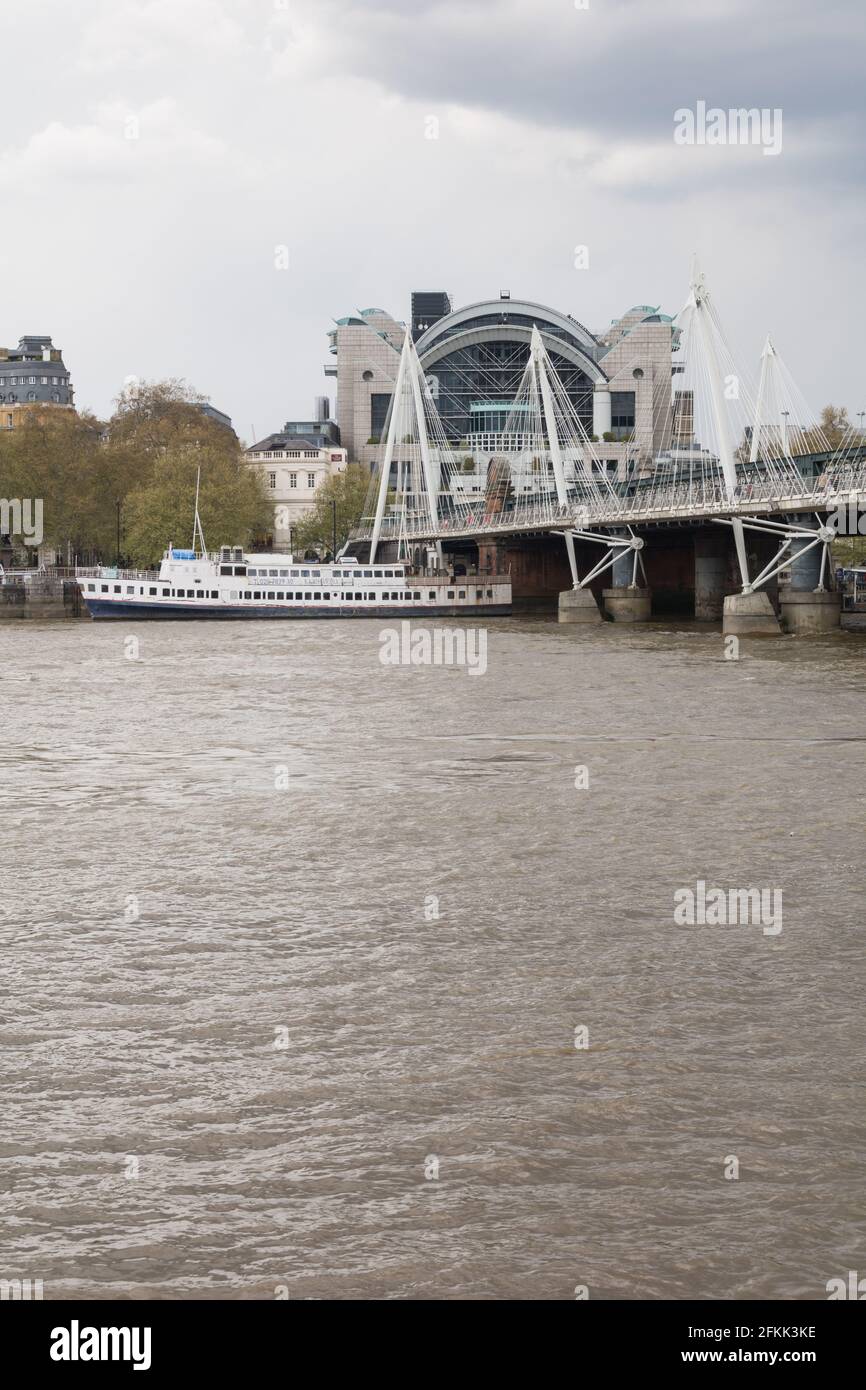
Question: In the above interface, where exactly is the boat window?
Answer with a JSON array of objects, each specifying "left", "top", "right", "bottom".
[
  {"left": 276, "top": 591, "right": 283, "bottom": 600},
  {"left": 487, "top": 589, "right": 493, "bottom": 597},
  {"left": 363, "top": 570, "right": 373, "bottom": 578},
  {"left": 233, "top": 566, "right": 246, "bottom": 576},
  {"left": 230, "top": 591, "right": 238, "bottom": 601},
  {"left": 88, "top": 583, "right": 95, "bottom": 592},
  {"left": 162, "top": 589, "right": 170, "bottom": 596},
  {"left": 268, "top": 569, "right": 278, "bottom": 576},
  {"left": 126, "top": 585, "right": 134, "bottom": 593},
  {"left": 101, "top": 584, "right": 108, "bottom": 592},
  {"left": 447, "top": 591, "right": 455, "bottom": 599},
  {"left": 322, "top": 592, "right": 330, "bottom": 600},
  {"left": 253, "top": 591, "right": 261, "bottom": 600},
  {"left": 220, "top": 565, "right": 233, "bottom": 575},
  {"left": 114, "top": 584, "right": 121, "bottom": 593},
  {"left": 354, "top": 593, "right": 363, "bottom": 601},
  {"left": 301, "top": 569, "right": 310, "bottom": 577},
  {"left": 429, "top": 591, "right": 436, "bottom": 599},
  {"left": 290, "top": 569, "right": 299, "bottom": 577},
  {"left": 383, "top": 570, "right": 393, "bottom": 577},
  {"left": 413, "top": 592, "right": 421, "bottom": 600},
  {"left": 244, "top": 591, "right": 252, "bottom": 599},
  {"left": 149, "top": 586, "right": 157, "bottom": 595},
  {"left": 476, "top": 589, "right": 483, "bottom": 598},
  {"left": 211, "top": 591, "right": 218, "bottom": 598},
  {"left": 458, "top": 590, "right": 465, "bottom": 599}
]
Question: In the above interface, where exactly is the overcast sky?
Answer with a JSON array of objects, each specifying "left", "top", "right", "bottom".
[{"left": 2, "top": 0, "right": 863, "bottom": 442}]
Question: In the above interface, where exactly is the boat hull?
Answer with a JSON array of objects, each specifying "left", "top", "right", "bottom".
[{"left": 83, "top": 600, "right": 512, "bottom": 621}]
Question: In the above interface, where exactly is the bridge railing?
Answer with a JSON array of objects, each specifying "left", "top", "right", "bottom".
[{"left": 354, "top": 458, "right": 866, "bottom": 544}]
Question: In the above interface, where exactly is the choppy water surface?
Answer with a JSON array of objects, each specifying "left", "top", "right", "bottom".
[{"left": 1, "top": 616, "right": 864, "bottom": 1300}]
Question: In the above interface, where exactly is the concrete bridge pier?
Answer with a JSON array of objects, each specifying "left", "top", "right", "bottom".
[
  {"left": 558, "top": 587, "right": 603, "bottom": 623},
  {"left": 694, "top": 535, "right": 727, "bottom": 620},
  {"left": 779, "top": 516, "right": 841, "bottom": 634},
  {"left": 722, "top": 590, "right": 781, "bottom": 635},
  {"left": 602, "top": 535, "right": 652, "bottom": 622}
]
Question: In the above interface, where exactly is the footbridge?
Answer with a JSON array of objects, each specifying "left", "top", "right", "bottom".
[{"left": 350, "top": 263, "right": 865, "bottom": 634}]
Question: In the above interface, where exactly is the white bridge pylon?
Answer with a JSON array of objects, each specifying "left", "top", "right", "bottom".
[
  {"left": 368, "top": 329, "right": 453, "bottom": 564},
  {"left": 528, "top": 324, "right": 645, "bottom": 590}
]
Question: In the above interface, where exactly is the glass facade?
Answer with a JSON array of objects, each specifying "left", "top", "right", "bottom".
[{"left": 425, "top": 335, "right": 594, "bottom": 442}]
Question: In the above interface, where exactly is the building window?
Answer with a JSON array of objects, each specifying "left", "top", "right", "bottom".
[
  {"left": 289, "top": 473, "right": 297, "bottom": 488},
  {"left": 610, "top": 391, "right": 635, "bottom": 428},
  {"left": 268, "top": 472, "right": 276, "bottom": 488},
  {"left": 307, "top": 473, "right": 315, "bottom": 488},
  {"left": 371, "top": 392, "right": 392, "bottom": 435}
]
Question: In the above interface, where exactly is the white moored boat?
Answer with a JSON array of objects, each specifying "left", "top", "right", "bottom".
[{"left": 77, "top": 546, "right": 512, "bottom": 620}]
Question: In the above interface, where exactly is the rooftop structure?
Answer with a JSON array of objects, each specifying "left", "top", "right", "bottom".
[{"left": 0, "top": 335, "right": 74, "bottom": 426}]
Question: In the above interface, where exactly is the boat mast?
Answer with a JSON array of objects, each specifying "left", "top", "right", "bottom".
[{"left": 192, "top": 466, "right": 208, "bottom": 555}]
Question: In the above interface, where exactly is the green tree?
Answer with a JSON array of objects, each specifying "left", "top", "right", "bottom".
[
  {"left": 0, "top": 407, "right": 110, "bottom": 559},
  {"left": 291, "top": 464, "right": 372, "bottom": 557},
  {"left": 122, "top": 445, "right": 269, "bottom": 565}
]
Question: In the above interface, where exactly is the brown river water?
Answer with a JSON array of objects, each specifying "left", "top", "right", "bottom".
[{"left": 0, "top": 615, "right": 864, "bottom": 1300}]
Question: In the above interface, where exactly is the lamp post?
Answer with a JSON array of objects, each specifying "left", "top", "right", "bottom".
[
  {"left": 331, "top": 498, "right": 337, "bottom": 561},
  {"left": 115, "top": 498, "right": 121, "bottom": 566}
]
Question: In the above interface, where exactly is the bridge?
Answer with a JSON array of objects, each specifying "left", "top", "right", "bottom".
[{"left": 349, "top": 263, "right": 865, "bottom": 634}]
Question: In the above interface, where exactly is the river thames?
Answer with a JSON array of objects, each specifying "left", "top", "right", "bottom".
[{"left": 1, "top": 617, "right": 864, "bottom": 1299}]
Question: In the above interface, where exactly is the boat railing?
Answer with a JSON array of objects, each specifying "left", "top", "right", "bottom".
[{"left": 75, "top": 565, "right": 161, "bottom": 582}]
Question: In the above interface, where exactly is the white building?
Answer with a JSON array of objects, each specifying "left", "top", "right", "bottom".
[{"left": 246, "top": 420, "right": 347, "bottom": 551}]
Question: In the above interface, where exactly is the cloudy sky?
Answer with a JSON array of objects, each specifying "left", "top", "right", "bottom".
[{"left": 2, "top": 0, "right": 863, "bottom": 441}]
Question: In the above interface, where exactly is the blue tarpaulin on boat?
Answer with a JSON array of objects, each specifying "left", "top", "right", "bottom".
[{"left": 170, "top": 549, "right": 196, "bottom": 560}]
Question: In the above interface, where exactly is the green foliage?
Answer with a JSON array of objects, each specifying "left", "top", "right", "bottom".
[
  {"left": 123, "top": 447, "right": 269, "bottom": 565},
  {"left": 291, "top": 464, "right": 370, "bottom": 556},
  {"left": 0, "top": 379, "right": 268, "bottom": 564}
]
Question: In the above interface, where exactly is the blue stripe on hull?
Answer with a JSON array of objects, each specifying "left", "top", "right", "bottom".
[{"left": 84, "top": 600, "right": 511, "bottom": 621}]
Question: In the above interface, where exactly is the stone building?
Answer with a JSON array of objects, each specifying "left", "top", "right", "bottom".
[
  {"left": 245, "top": 406, "right": 347, "bottom": 550},
  {"left": 324, "top": 293, "right": 677, "bottom": 480},
  {"left": 0, "top": 335, "right": 74, "bottom": 430}
]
